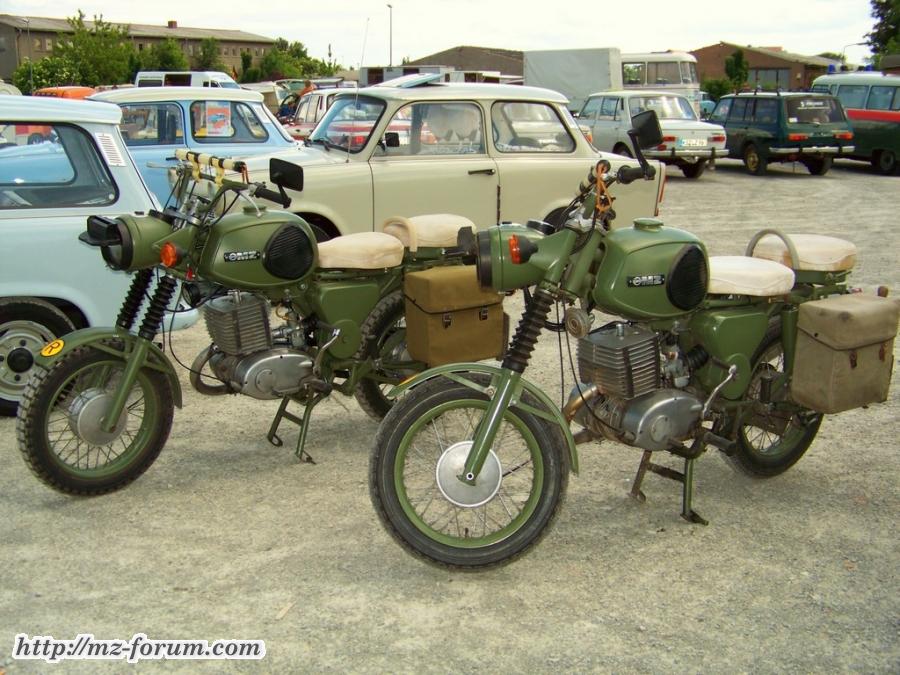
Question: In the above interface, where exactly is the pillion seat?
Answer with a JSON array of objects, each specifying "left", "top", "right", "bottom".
[{"left": 382, "top": 214, "right": 476, "bottom": 252}]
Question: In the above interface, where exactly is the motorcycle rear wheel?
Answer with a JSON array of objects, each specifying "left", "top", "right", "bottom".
[
  {"left": 370, "top": 376, "right": 569, "bottom": 569},
  {"left": 353, "top": 291, "right": 416, "bottom": 420},
  {"left": 728, "top": 324, "right": 822, "bottom": 477},
  {"left": 16, "top": 344, "right": 174, "bottom": 495}
]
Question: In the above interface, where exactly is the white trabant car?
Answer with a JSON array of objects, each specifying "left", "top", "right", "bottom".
[
  {"left": 238, "top": 77, "right": 666, "bottom": 239},
  {"left": 578, "top": 90, "right": 727, "bottom": 179},
  {"left": 0, "top": 96, "right": 196, "bottom": 415}
]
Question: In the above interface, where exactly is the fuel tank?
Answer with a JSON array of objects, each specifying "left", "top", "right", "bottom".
[
  {"left": 197, "top": 207, "right": 318, "bottom": 291},
  {"left": 592, "top": 218, "right": 709, "bottom": 320}
]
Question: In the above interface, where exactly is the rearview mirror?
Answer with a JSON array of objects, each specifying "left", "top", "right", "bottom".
[
  {"left": 629, "top": 110, "right": 663, "bottom": 149},
  {"left": 270, "top": 158, "right": 304, "bottom": 192}
]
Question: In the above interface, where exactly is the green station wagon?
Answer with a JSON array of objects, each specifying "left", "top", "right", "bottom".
[{"left": 709, "top": 92, "right": 855, "bottom": 175}]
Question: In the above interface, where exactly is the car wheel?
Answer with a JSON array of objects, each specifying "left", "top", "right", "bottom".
[
  {"left": 872, "top": 149, "right": 898, "bottom": 175},
  {"left": 613, "top": 143, "right": 633, "bottom": 158},
  {"left": 0, "top": 298, "right": 76, "bottom": 416},
  {"left": 680, "top": 160, "right": 707, "bottom": 179},
  {"left": 743, "top": 143, "right": 767, "bottom": 175},
  {"left": 803, "top": 156, "right": 832, "bottom": 176}
]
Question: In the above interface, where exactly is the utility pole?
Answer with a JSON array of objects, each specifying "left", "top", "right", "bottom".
[{"left": 387, "top": 4, "right": 393, "bottom": 67}]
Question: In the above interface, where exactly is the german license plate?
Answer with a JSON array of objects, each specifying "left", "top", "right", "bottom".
[{"left": 679, "top": 138, "right": 708, "bottom": 148}]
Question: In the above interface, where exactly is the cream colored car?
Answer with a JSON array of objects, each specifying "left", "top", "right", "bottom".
[{"left": 239, "top": 77, "right": 665, "bottom": 238}]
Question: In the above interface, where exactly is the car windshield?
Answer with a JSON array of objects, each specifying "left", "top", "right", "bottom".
[
  {"left": 628, "top": 95, "right": 696, "bottom": 120},
  {"left": 308, "top": 95, "right": 386, "bottom": 153},
  {"left": 785, "top": 97, "right": 845, "bottom": 124}
]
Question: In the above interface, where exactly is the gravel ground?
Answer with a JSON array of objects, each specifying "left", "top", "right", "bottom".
[{"left": 1, "top": 158, "right": 898, "bottom": 673}]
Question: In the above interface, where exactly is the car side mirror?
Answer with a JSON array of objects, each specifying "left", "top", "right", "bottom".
[
  {"left": 384, "top": 132, "right": 400, "bottom": 148},
  {"left": 270, "top": 158, "right": 303, "bottom": 192},
  {"left": 629, "top": 110, "right": 663, "bottom": 149}
]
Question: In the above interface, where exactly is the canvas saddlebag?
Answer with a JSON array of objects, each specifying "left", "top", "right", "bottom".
[
  {"left": 404, "top": 266, "right": 508, "bottom": 367},
  {"left": 791, "top": 294, "right": 899, "bottom": 414}
]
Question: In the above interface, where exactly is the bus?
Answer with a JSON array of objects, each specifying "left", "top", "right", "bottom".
[
  {"left": 811, "top": 71, "right": 900, "bottom": 174},
  {"left": 621, "top": 51, "right": 701, "bottom": 113}
]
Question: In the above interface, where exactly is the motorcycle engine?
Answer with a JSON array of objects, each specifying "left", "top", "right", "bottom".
[
  {"left": 570, "top": 323, "right": 703, "bottom": 452},
  {"left": 202, "top": 292, "right": 313, "bottom": 400}
]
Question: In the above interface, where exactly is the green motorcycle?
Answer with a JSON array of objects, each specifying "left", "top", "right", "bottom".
[
  {"left": 16, "top": 150, "right": 481, "bottom": 495},
  {"left": 370, "top": 111, "right": 899, "bottom": 568}
]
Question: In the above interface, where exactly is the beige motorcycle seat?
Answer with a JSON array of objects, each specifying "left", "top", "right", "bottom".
[
  {"left": 708, "top": 256, "right": 796, "bottom": 297},
  {"left": 316, "top": 232, "right": 404, "bottom": 269},
  {"left": 382, "top": 214, "right": 476, "bottom": 252},
  {"left": 752, "top": 233, "right": 857, "bottom": 271}
]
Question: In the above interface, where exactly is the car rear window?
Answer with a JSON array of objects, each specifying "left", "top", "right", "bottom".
[
  {"left": 190, "top": 101, "right": 269, "bottom": 143},
  {"left": 786, "top": 98, "right": 844, "bottom": 124},
  {"left": 491, "top": 101, "right": 575, "bottom": 153},
  {"left": 0, "top": 123, "right": 117, "bottom": 209}
]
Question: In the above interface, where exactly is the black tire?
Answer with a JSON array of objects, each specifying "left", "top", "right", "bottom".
[
  {"left": 613, "top": 143, "right": 633, "bottom": 158},
  {"left": 727, "top": 323, "right": 823, "bottom": 477},
  {"left": 743, "top": 143, "right": 767, "bottom": 175},
  {"left": 370, "top": 375, "right": 569, "bottom": 569},
  {"left": 16, "top": 344, "right": 175, "bottom": 495},
  {"left": 353, "top": 291, "right": 416, "bottom": 420},
  {"left": 0, "top": 298, "right": 76, "bottom": 416},
  {"left": 872, "top": 149, "right": 898, "bottom": 175},
  {"left": 803, "top": 156, "right": 832, "bottom": 176},
  {"left": 680, "top": 160, "right": 707, "bottom": 179}
]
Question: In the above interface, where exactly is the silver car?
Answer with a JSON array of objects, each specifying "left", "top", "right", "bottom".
[{"left": 578, "top": 90, "right": 727, "bottom": 179}]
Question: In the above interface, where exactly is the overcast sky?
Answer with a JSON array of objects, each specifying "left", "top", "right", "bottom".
[{"left": 5, "top": 0, "right": 877, "bottom": 68}]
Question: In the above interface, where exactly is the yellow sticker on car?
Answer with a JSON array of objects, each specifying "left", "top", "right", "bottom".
[{"left": 40, "top": 339, "right": 64, "bottom": 357}]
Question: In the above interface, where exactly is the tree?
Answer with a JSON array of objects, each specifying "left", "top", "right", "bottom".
[
  {"left": 52, "top": 11, "right": 134, "bottom": 86},
  {"left": 867, "top": 0, "right": 900, "bottom": 55},
  {"left": 701, "top": 77, "right": 731, "bottom": 102},
  {"left": 724, "top": 49, "right": 749, "bottom": 92},
  {"left": 817, "top": 51, "right": 846, "bottom": 63},
  {"left": 12, "top": 56, "right": 79, "bottom": 94},
  {"left": 140, "top": 38, "right": 189, "bottom": 72},
  {"left": 240, "top": 50, "right": 253, "bottom": 75},
  {"left": 194, "top": 37, "right": 225, "bottom": 71}
]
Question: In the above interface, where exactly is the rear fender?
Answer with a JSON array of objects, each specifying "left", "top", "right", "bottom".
[
  {"left": 390, "top": 363, "right": 579, "bottom": 474},
  {"left": 35, "top": 327, "right": 183, "bottom": 408}
]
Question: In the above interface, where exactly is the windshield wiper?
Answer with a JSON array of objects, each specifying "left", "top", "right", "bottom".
[{"left": 307, "top": 137, "right": 332, "bottom": 152}]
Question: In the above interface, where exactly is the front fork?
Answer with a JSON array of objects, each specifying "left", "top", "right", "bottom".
[
  {"left": 99, "top": 272, "right": 178, "bottom": 433},
  {"left": 460, "top": 287, "right": 555, "bottom": 484}
]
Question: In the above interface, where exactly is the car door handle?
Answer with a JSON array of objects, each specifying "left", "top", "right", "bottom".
[{"left": 468, "top": 168, "right": 495, "bottom": 176}]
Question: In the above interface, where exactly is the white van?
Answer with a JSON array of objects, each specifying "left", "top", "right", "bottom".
[{"left": 135, "top": 71, "right": 239, "bottom": 89}]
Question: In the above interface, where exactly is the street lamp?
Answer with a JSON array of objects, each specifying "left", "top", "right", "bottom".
[
  {"left": 841, "top": 41, "right": 867, "bottom": 65},
  {"left": 387, "top": 4, "right": 393, "bottom": 67},
  {"left": 24, "top": 17, "right": 33, "bottom": 92}
]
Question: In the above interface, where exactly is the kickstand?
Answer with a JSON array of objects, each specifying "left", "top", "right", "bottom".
[
  {"left": 629, "top": 451, "right": 708, "bottom": 526},
  {"left": 266, "top": 393, "right": 323, "bottom": 464}
]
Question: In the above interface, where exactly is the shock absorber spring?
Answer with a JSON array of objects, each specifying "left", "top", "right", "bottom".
[
  {"left": 116, "top": 269, "right": 154, "bottom": 331},
  {"left": 502, "top": 288, "right": 554, "bottom": 373},
  {"left": 138, "top": 274, "right": 178, "bottom": 341}
]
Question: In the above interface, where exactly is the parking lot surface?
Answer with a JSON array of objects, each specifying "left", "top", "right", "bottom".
[{"left": 1, "top": 158, "right": 898, "bottom": 672}]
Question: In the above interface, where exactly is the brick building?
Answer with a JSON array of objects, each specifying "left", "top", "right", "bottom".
[
  {"left": 0, "top": 14, "right": 275, "bottom": 81},
  {"left": 690, "top": 42, "right": 840, "bottom": 90}
]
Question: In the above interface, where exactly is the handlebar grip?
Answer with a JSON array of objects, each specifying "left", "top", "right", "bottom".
[
  {"left": 254, "top": 185, "right": 292, "bottom": 208},
  {"left": 617, "top": 165, "right": 654, "bottom": 185}
]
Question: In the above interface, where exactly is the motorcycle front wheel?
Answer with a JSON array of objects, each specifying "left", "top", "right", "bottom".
[
  {"left": 728, "top": 324, "right": 823, "bottom": 477},
  {"left": 370, "top": 376, "right": 569, "bottom": 569},
  {"left": 16, "top": 344, "right": 175, "bottom": 495}
]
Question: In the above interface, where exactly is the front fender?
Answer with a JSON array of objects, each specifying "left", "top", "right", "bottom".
[
  {"left": 35, "top": 327, "right": 183, "bottom": 408},
  {"left": 391, "top": 363, "right": 579, "bottom": 474}
]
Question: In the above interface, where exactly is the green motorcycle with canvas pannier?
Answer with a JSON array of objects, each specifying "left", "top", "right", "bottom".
[
  {"left": 370, "top": 111, "right": 900, "bottom": 569},
  {"left": 16, "top": 150, "right": 507, "bottom": 494}
]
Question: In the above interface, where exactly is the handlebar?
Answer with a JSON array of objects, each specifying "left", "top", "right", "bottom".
[
  {"left": 174, "top": 149, "right": 247, "bottom": 173},
  {"left": 616, "top": 164, "right": 656, "bottom": 185},
  {"left": 253, "top": 185, "right": 292, "bottom": 209}
]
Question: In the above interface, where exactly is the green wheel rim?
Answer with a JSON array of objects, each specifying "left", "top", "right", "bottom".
[
  {"left": 41, "top": 358, "right": 162, "bottom": 479},
  {"left": 393, "top": 398, "right": 544, "bottom": 549}
]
